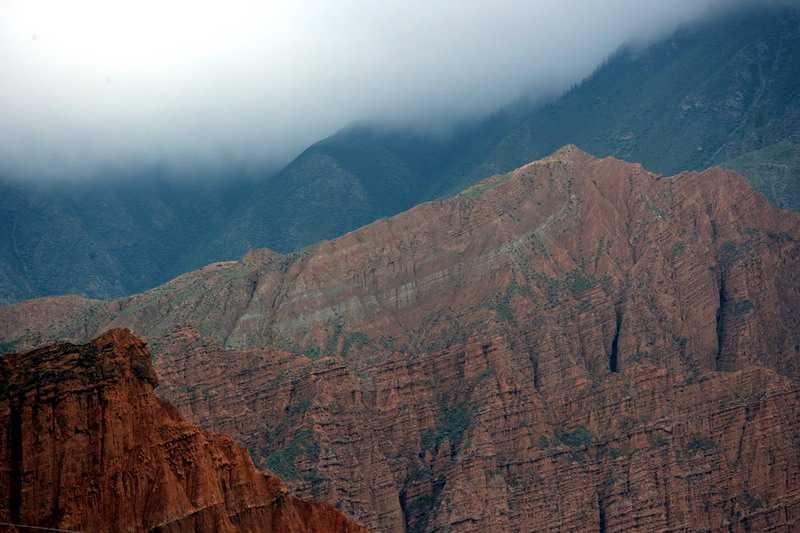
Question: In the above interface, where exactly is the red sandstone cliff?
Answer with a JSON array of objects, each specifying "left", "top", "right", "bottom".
[
  {"left": 1, "top": 146, "right": 800, "bottom": 531},
  {"left": 0, "top": 329, "right": 368, "bottom": 533},
  {"left": 145, "top": 326, "right": 800, "bottom": 533}
]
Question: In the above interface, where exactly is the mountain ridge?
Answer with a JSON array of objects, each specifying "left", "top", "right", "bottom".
[
  {"left": 2, "top": 147, "right": 799, "bottom": 531},
  {"left": 3, "top": 3, "right": 799, "bottom": 304},
  {"left": 2, "top": 145, "right": 798, "bottom": 362}
]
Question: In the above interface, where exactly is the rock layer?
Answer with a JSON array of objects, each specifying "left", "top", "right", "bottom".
[
  {"left": 1, "top": 146, "right": 800, "bottom": 531},
  {"left": 149, "top": 327, "right": 800, "bottom": 533},
  {"left": 0, "top": 329, "right": 368, "bottom": 533}
]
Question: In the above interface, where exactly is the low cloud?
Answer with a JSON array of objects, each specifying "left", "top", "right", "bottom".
[{"left": 0, "top": 0, "right": 735, "bottom": 180}]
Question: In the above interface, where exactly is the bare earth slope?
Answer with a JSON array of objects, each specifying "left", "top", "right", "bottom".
[
  {"left": 0, "top": 329, "right": 368, "bottom": 533},
  {"left": 1, "top": 146, "right": 800, "bottom": 531}
]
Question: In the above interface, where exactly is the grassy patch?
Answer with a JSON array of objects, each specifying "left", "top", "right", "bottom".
[
  {"left": 686, "top": 436, "right": 715, "bottom": 453},
  {"left": 718, "top": 240, "right": 746, "bottom": 270},
  {"left": 457, "top": 173, "right": 513, "bottom": 198},
  {"left": 598, "top": 446, "right": 628, "bottom": 459},
  {"left": 646, "top": 204, "right": 666, "bottom": 219},
  {"left": 652, "top": 435, "right": 670, "bottom": 448},
  {"left": 379, "top": 335, "right": 397, "bottom": 349},
  {"left": 0, "top": 338, "right": 21, "bottom": 354},
  {"left": 406, "top": 467, "right": 433, "bottom": 483},
  {"left": 491, "top": 288, "right": 517, "bottom": 324},
  {"left": 565, "top": 269, "right": 602, "bottom": 296},
  {"left": 557, "top": 425, "right": 596, "bottom": 447},
  {"left": 530, "top": 271, "right": 561, "bottom": 304},
  {"left": 618, "top": 416, "right": 648, "bottom": 431},
  {"left": 722, "top": 140, "right": 800, "bottom": 167},
  {"left": 325, "top": 322, "right": 343, "bottom": 356},
  {"left": 421, "top": 404, "right": 472, "bottom": 452},
  {"left": 341, "top": 331, "right": 371, "bottom": 357},
  {"left": 265, "top": 428, "right": 320, "bottom": 480},
  {"left": 668, "top": 240, "right": 686, "bottom": 262},
  {"left": 287, "top": 398, "right": 312, "bottom": 418}
]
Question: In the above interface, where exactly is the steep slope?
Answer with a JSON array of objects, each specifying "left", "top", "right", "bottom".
[
  {"left": 4, "top": 146, "right": 798, "bottom": 376},
  {"left": 154, "top": 329, "right": 800, "bottom": 533},
  {"left": 203, "top": 2, "right": 800, "bottom": 263},
  {"left": 720, "top": 138, "right": 800, "bottom": 211},
  {"left": 192, "top": 118, "right": 511, "bottom": 260},
  {"left": 462, "top": 3, "right": 800, "bottom": 195},
  {"left": 0, "top": 168, "right": 257, "bottom": 304},
  {"left": 0, "top": 328, "right": 368, "bottom": 533},
  {"left": 2, "top": 146, "right": 799, "bottom": 531}
]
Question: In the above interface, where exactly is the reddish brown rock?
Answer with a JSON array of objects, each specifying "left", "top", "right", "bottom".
[
  {"left": 147, "top": 327, "right": 800, "bottom": 533},
  {"left": 3, "top": 146, "right": 798, "bottom": 379},
  {"left": 0, "top": 329, "right": 368, "bottom": 533},
  {"left": 1, "top": 146, "right": 800, "bottom": 531}
]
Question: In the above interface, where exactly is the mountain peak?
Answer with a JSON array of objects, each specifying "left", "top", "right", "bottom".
[
  {"left": 553, "top": 143, "right": 592, "bottom": 158},
  {"left": 515, "top": 144, "right": 601, "bottom": 173}
]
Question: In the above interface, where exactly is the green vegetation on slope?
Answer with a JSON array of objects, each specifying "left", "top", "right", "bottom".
[{"left": 720, "top": 140, "right": 800, "bottom": 211}]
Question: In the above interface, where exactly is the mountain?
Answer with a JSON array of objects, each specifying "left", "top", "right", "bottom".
[
  {"left": 0, "top": 168, "right": 257, "bottom": 304},
  {"left": 4, "top": 3, "right": 798, "bottom": 305},
  {"left": 463, "top": 3, "right": 800, "bottom": 196},
  {"left": 182, "top": 117, "right": 516, "bottom": 263},
  {"left": 206, "top": 2, "right": 800, "bottom": 260},
  {"left": 2, "top": 147, "right": 799, "bottom": 531},
  {"left": 0, "top": 328, "right": 368, "bottom": 533},
  {"left": 720, "top": 137, "right": 800, "bottom": 211}
]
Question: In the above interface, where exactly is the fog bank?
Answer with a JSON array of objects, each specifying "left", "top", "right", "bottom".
[{"left": 0, "top": 0, "right": 735, "bottom": 180}]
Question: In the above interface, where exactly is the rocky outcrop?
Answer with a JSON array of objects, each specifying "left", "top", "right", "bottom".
[
  {"left": 147, "top": 326, "right": 800, "bottom": 533},
  {"left": 1, "top": 146, "right": 799, "bottom": 531},
  {"left": 0, "top": 329, "right": 368, "bottom": 533}
]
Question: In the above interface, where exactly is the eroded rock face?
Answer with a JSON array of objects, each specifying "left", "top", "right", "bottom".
[
  {"left": 0, "top": 329, "right": 368, "bottom": 533},
  {"left": 149, "top": 327, "right": 800, "bottom": 533},
  {"left": 3, "top": 146, "right": 799, "bottom": 376},
  {"left": 1, "top": 146, "right": 800, "bottom": 531}
]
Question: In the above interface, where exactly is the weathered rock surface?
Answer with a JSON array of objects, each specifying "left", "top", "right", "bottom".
[
  {"left": 1, "top": 146, "right": 800, "bottom": 531},
  {"left": 148, "top": 327, "right": 800, "bottom": 533},
  {"left": 0, "top": 329, "right": 368, "bottom": 533}
]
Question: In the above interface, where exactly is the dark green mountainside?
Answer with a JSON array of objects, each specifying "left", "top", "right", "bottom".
[
  {"left": 198, "top": 3, "right": 800, "bottom": 260},
  {"left": 719, "top": 137, "right": 800, "bottom": 211},
  {"left": 0, "top": 170, "right": 256, "bottom": 304},
  {"left": 464, "top": 3, "right": 800, "bottom": 197},
  {"left": 190, "top": 115, "right": 514, "bottom": 259},
  {"left": 2, "top": 3, "right": 798, "bottom": 303}
]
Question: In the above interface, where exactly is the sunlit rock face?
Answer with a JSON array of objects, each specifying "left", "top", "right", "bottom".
[
  {"left": 2, "top": 146, "right": 800, "bottom": 532},
  {"left": 0, "top": 329, "right": 369, "bottom": 533}
]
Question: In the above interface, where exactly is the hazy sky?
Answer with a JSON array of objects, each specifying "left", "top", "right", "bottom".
[{"left": 0, "top": 0, "right": 732, "bottom": 180}]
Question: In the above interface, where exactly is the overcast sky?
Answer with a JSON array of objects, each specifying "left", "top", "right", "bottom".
[{"left": 0, "top": 0, "right": 734, "bottom": 180}]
